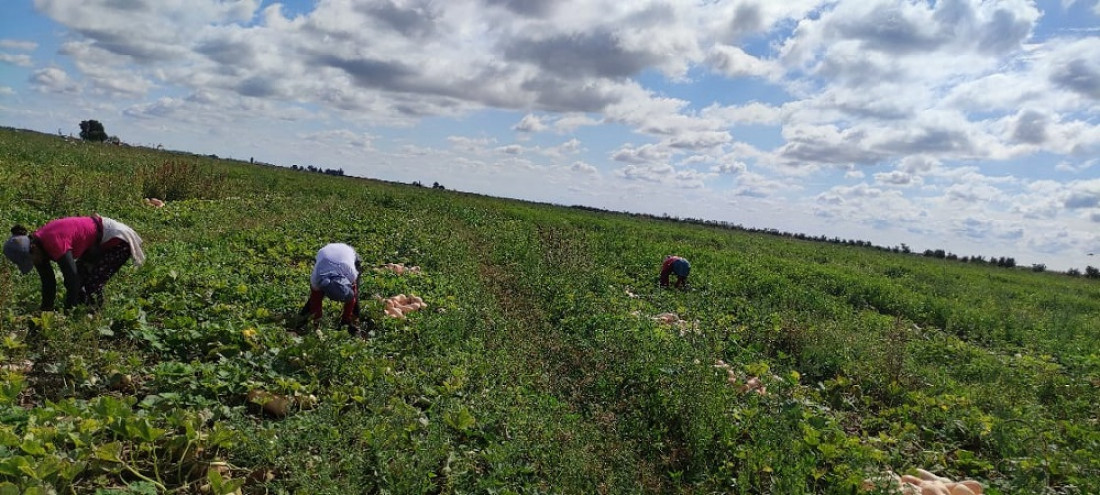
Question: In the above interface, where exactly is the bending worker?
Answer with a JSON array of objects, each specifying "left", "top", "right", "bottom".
[
  {"left": 659, "top": 255, "right": 691, "bottom": 288},
  {"left": 3, "top": 215, "right": 145, "bottom": 311},
  {"left": 299, "top": 242, "right": 362, "bottom": 335}
]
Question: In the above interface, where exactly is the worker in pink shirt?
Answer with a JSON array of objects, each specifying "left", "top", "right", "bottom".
[
  {"left": 4, "top": 215, "right": 144, "bottom": 311},
  {"left": 659, "top": 255, "right": 691, "bottom": 289}
]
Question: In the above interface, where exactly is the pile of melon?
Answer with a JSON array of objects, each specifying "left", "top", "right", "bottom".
[
  {"left": 863, "top": 469, "right": 984, "bottom": 494},
  {"left": 652, "top": 312, "right": 701, "bottom": 336},
  {"left": 0, "top": 359, "right": 33, "bottom": 373},
  {"left": 377, "top": 263, "right": 421, "bottom": 275},
  {"left": 246, "top": 389, "right": 318, "bottom": 418},
  {"left": 713, "top": 359, "right": 766, "bottom": 395},
  {"left": 382, "top": 294, "right": 427, "bottom": 319},
  {"left": 653, "top": 312, "right": 680, "bottom": 325}
]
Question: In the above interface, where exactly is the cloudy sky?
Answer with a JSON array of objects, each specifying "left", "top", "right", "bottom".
[{"left": 2, "top": 0, "right": 1100, "bottom": 270}]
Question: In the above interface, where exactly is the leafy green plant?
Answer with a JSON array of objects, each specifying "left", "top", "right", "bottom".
[{"left": 136, "top": 160, "right": 230, "bottom": 201}]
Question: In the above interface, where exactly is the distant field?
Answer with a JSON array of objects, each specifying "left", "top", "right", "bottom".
[{"left": 1, "top": 127, "right": 1097, "bottom": 494}]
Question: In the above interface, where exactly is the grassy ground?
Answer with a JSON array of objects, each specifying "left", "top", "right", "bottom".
[{"left": 1, "top": 127, "right": 1098, "bottom": 494}]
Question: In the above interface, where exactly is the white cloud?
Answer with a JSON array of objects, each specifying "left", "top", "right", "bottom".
[
  {"left": 496, "top": 144, "right": 523, "bottom": 155},
  {"left": 943, "top": 72, "right": 1046, "bottom": 114},
  {"left": 943, "top": 182, "right": 1007, "bottom": 204},
  {"left": 702, "top": 102, "right": 783, "bottom": 126},
  {"left": 553, "top": 113, "right": 600, "bottom": 133},
  {"left": 1001, "top": 109, "right": 1100, "bottom": 155},
  {"left": 611, "top": 143, "right": 672, "bottom": 164},
  {"left": 0, "top": 53, "right": 33, "bottom": 67},
  {"left": 735, "top": 171, "right": 791, "bottom": 198},
  {"left": 35, "top": 0, "right": 259, "bottom": 60},
  {"left": 775, "top": 123, "right": 890, "bottom": 167},
  {"left": 952, "top": 216, "right": 1025, "bottom": 241},
  {"left": 1023, "top": 226, "right": 1098, "bottom": 257},
  {"left": 1040, "top": 37, "right": 1100, "bottom": 102},
  {"left": 514, "top": 114, "right": 546, "bottom": 133},
  {"left": 1064, "top": 178, "right": 1100, "bottom": 209},
  {"left": 30, "top": 67, "right": 80, "bottom": 94},
  {"left": 300, "top": 129, "right": 375, "bottom": 151},
  {"left": 1007, "top": 180, "right": 1063, "bottom": 220},
  {"left": 673, "top": 168, "right": 714, "bottom": 189},
  {"left": 706, "top": 44, "right": 779, "bottom": 79},
  {"left": 570, "top": 161, "right": 598, "bottom": 174},
  {"left": 814, "top": 182, "right": 928, "bottom": 233},
  {"left": 899, "top": 155, "right": 939, "bottom": 175},
  {"left": 761, "top": 0, "right": 1089, "bottom": 176},
  {"left": 556, "top": 138, "right": 582, "bottom": 155},
  {"left": 123, "top": 97, "right": 183, "bottom": 119},
  {"left": 711, "top": 160, "right": 746, "bottom": 175},
  {"left": 1055, "top": 157, "right": 1097, "bottom": 173},
  {"left": 447, "top": 136, "right": 496, "bottom": 153},
  {"left": 875, "top": 170, "right": 917, "bottom": 186},
  {"left": 0, "top": 39, "right": 38, "bottom": 51},
  {"left": 55, "top": 40, "right": 158, "bottom": 95},
  {"left": 616, "top": 162, "right": 675, "bottom": 182},
  {"left": 782, "top": 0, "right": 1040, "bottom": 68}
]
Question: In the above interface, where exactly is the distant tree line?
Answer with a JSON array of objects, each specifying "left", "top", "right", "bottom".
[
  {"left": 567, "top": 204, "right": 1099, "bottom": 278},
  {"left": 411, "top": 181, "right": 446, "bottom": 190},
  {"left": 290, "top": 164, "right": 345, "bottom": 176},
  {"left": 919, "top": 249, "right": 1018, "bottom": 267}
]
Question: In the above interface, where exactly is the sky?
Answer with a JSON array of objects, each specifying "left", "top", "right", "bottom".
[{"left": 2, "top": 0, "right": 1099, "bottom": 271}]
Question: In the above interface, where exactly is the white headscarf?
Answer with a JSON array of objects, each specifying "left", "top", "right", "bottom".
[{"left": 100, "top": 217, "right": 145, "bottom": 266}]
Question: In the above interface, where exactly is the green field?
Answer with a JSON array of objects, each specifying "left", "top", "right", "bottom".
[{"left": 1, "top": 127, "right": 1098, "bottom": 494}]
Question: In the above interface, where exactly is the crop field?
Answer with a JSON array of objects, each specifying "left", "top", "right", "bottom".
[{"left": 1, "top": 127, "right": 1098, "bottom": 494}]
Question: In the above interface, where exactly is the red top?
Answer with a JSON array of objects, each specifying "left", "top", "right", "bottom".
[{"left": 34, "top": 216, "right": 99, "bottom": 261}]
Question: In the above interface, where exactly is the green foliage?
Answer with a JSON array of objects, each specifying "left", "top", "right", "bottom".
[
  {"left": 0, "top": 127, "right": 1098, "bottom": 494},
  {"left": 79, "top": 120, "right": 108, "bottom": 142},
  {"left": 137, "top": 160, "right": 231, "bottom": 201}
]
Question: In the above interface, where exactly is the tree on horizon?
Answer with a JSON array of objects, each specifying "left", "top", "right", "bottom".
[{"left": 79, "top": 120, "right": 108, "bottom": 142}]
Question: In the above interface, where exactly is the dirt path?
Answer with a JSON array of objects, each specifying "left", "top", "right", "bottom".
[{"left": 448, "top": 213, "right": 663, "bottom": 493}]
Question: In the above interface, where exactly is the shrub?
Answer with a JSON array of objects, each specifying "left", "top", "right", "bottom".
[{"left": 137, "top": 161, "right": 229, "bottom": 201}]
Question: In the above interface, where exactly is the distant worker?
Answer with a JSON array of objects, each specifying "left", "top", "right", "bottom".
[
  {"left": 4, "top": 215, "right": 145, "bottom": 311},
  {"left": 298, "top": 243, "right": 364, "bottom": 335},
  {"left": 660, "top": 255, "right": 691, "bottom": 288}
]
